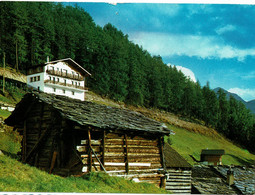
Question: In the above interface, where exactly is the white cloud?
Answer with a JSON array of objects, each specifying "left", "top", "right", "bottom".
[
  {"left": 242, "top": 71, "right": 255, "bottom": 80},
  {"left": 216, "top": 24, "right": 237, "bottom": 35},
  {"left": 228, "top": 88, "right": 255, "bottom": 102},
  {"left": 168, "top": 64, "right": 196, "bottom": 82},
  {"left": 129, "top": 32, "right": 255, "bottom": 61}
]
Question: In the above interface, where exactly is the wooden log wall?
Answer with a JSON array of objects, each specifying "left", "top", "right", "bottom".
[
  {"left": 16, "top": 102, "right": 62, "bottom": 173},
  {"left": 77, "top": 131, "right": 165, "bottom": 187},
  {"left": 165, "top": 169, "right": 192, "bottom": 194}
]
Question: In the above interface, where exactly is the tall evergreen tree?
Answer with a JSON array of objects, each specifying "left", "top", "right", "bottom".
[
  {"left": 216, "top": 88, "right": 229, "bottom": 134},
  {"left": 202, "top": 82, "right": 219, "bottom": 127}
]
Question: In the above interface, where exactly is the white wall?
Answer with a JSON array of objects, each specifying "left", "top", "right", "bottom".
[
  {"left": 27, "top": 61, "right": 86, "bottom": 101},
  {"left": 44, "top": 84, "right": 85, "bottom": 101},
  {"left": 27, "top": 72, "right": 45, "bottom": 91}
]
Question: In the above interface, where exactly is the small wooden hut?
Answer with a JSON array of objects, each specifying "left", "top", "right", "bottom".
[
  {"left": 200, "top": 149, "right": 225, "bottom": 165},
  {"left": 163, "top": 143, "right": 192, "bottom": 193},
  {"left": 5, "top": 92, "right": 171, "bottom": 187}
]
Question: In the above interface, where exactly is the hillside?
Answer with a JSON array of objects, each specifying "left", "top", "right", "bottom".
[
  {"left": 0, "top": 67, "right": 26, "bottom": 83},
  {"left": 1, "top": 89, "right": 255, "bottom": 167},
  {"left": 86, "top": 91, "right": 255, "bottom": 166},
  {"left": 0, "top": 154, "right": 167, "bottom": 193}
]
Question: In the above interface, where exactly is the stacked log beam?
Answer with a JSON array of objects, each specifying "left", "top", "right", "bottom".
[
  {"left": 165, "top": 169, "right": 192, "bottom": 193},
  {"left": 78, "top": 131, "right": 164, "bottom": 187}
]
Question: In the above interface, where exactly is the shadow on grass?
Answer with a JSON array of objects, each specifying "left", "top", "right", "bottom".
[
  {"left": 0, "top": 150, "right": 20, "bottom": 160},
  {"left": 189, "top": 154, "right": 200, "bottom": 163},
  {"left": 225, "top": 154, "right": 255, "bottom": 165}
]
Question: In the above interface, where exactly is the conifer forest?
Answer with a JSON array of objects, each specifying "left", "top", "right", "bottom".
[{"left": 0, "top": 2, "right": 254, "bottom": 151}]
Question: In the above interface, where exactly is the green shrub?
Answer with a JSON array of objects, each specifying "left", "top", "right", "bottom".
[{"left": 0, "top": 125, "right": 21, "bottom": 154}]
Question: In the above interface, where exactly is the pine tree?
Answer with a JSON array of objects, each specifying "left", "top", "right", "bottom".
[
  {"left": 202, "top": 82, "right": 219, "bottom": 127},
  {"left": 216, "top": 88, "right": 229, "bottom": 134}
]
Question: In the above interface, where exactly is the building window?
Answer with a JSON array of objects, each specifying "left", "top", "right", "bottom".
[
  {"left": 72, "top": 81, "right": 74, "bottom": 85},
  {"left": 63, "top": 89, "right": 65, "bottom": 94},
  {"left": 37, "top": 76, "right": 40, "bottom": 81},
  {"left": 49, "top": 76, "right": 51, "bottom": 81},
  {"left": 30, "top": 77, "right": 33, "bottom": 82},
  {"left": 72, "top": 91, "right": 75, "bottom": 95},
  {"left": 38, "top": 87, "right": 40, "bottom": 91},
  {"left": 57, "top": 78, "right": 59, "bottom": 82},
  {"left": 64, "top": 79, "right": 66, "bottom": 86},
  {"left": 53, "top": 77, "right": 55, "bottom": 83},
  {"left": 53, "top": 88, "right": 56, "bottom": 92}
]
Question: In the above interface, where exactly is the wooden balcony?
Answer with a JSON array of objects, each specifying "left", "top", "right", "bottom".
[
  {"left": 46, "top": 69, "right": 84, "bottom": 81},
  {"left": 44, "top": 79, "right": 88, "bottom": 90}
]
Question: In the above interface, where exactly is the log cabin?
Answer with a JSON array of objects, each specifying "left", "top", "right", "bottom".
[
  {"left": 164, "top": 143, "right": 192, "bottom": 193},
  {"left": 5, "top": 91, "right": 172, "bottom": 187},
  {"left": 200, "top": 149, "right": 225, "bottom": 165}
]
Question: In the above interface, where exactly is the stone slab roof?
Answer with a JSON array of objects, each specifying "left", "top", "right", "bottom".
[
  {"left": 215, "top": 166, "right": 255, "bottom": 194},
  {"left": 5, "top": 92, "right": 171, "bottom": 135},
  {"left": 163, "top": 143, "right": 192, "bottom": 168},
  {"left": 192, "top": 165, "right": 241, "bottom": 194},
  {"left": 201, "top": 149, "right": 225, "bottom": 155}
]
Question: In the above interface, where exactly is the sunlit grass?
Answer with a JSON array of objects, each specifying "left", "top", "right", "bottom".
[
  {"left": 0, "top": 155, "right": 168, "bottom": 193},
  {"left": 168, "top": 124, "right": 255, "bottom": 165},
  {"left": 0, "top": 109, "right": 11, "bottom": 119}
]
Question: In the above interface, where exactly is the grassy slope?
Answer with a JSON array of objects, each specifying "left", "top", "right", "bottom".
[
  {"left": 0, "top": 155, "right": 167, "bottom": 193},
  {"left": 1, "top": 89, "right": 255, "bottom": 166},
  {"left": 168, "top": 125, "right": 255, "bottom": 166},
  {"left": 0, "top": 66, "right": 26, "bottom": 83},
  {"left": 85, "top": 92, "right": 255, "bottom": 166},
  {"left": 0, "top": 88, "right": 254, "bottom": 192}
]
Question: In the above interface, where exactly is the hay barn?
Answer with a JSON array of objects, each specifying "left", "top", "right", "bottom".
[
  {"left": 201, "top": 149, "right": 225, "bottom": 165},
  {"left": 5, "top": 92, "right": 172, "bottom": 187},
  {"left": 164, "top": 143, "right": 192, "bottom": 193}
]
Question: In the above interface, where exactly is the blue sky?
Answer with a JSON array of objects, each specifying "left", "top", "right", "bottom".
[{"left": 65, "top": 2, "right": 255, "bottom": 101}]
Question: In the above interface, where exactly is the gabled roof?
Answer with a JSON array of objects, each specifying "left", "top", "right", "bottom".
[
  {"left": 46, "top": 58, "right": 91, "bottom": 77},
  {"left": 27, "top": 58, "right": 91, "bottom": 77},
  {"left": 201, "top": 149, "right": 225, "bottom": 155},
  {"left": 164, "top": 143, "right": 192, "bottom": 168},
  {"left": 5, "top": 92, "right": 171, "bottom": 135}
]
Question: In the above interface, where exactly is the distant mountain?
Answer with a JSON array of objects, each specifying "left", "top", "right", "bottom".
[
  {"left": 246, "top": 100, "right": 255, "bottom": 115},
  {"left": 213, "top": 87, "right": 255, "bottom": 114}
]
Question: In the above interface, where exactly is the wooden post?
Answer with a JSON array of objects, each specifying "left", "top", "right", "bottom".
[
  {"left": 160, "top": 176, "right": 166, "bottom": 189},
  {"left": 88, "top": 129, "right": 92, "bottom": 172},
  {"left": 101, "top": 130, "right": 105, "bottom": 170},
  {"left": 124, "top": 134, "right": 129, "bottom": 174},
  {"left": 159, "top": 136, "right": 166, "bottom": 171},
  {"left": 89, "top": 145, "right": 107, "bottom": 173},
  {"left": 49, "top": 151, "right": 58, "bottom": 174}
]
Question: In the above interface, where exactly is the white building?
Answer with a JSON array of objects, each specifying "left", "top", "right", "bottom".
[{"left": 27, "top": 58, "right": 91, "bottom": 101}]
